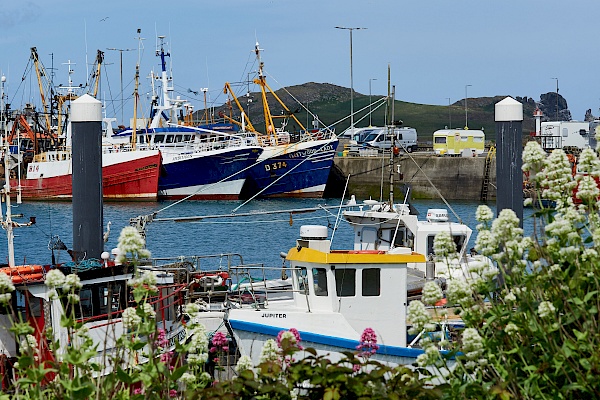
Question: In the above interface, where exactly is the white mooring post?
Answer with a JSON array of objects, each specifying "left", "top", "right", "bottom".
[{"left": 495, "top": 96, "right": 523, "bottom": 227}]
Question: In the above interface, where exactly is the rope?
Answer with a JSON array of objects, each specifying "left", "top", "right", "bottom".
[{"left": 62, "top": 258, "right": 104, "bottom": 272}]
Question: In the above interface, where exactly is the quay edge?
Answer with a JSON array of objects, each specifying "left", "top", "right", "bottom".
[{"left": 329, "top": 154, "right": 497, "bottom": 201}]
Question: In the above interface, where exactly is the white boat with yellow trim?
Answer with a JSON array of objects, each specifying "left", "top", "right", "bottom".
[{"left": 226, "top": 224, "right": 450, "bottom": 365}]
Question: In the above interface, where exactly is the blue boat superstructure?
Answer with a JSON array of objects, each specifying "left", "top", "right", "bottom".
[{"left": 104, "top": 37, "right": 263, "bottom": 200}]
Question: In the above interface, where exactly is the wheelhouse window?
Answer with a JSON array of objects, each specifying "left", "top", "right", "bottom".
[
  {"left": 434, "top": 137, "right": 446, "bottom": 144},
  {"left": 334, "top": 268, "right": 356, "bottom": 297},
  {"left": 362, "top": 268, "right": 380, "bottom": 296},
  {"left": 313, "top": 268, "right": 328, "bottom": 296},
  {"left": 153, "top": 134, "right": 165, "bottom": 143},
  {"left": 427, "top": 234, "right": 467, "bottom": 255},
  {"left": 295, "top": 267, "right": 308, "bottom": 293}
]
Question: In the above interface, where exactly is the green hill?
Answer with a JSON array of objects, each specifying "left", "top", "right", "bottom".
[{"left": 200, "top": 82, "right": 556, "bottom": 143}]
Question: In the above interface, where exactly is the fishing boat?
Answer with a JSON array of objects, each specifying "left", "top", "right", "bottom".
[
  {"left": 105, "top": 37, "right": 263, "bottom": 200},
  {"left": 224, "top": 222, "right": 456, "bottom": 366},
  {"left": 4, "top": 49, "right": 161, "bottom": 201},
  {"left": 4, "top": 114, "right": 161, "bottom": 201},
  {"left": 224, "top": 42, "right": 339, "bottom": 199}
]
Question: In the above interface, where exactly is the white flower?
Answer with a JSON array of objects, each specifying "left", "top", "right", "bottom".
[
  {"left": 522, "top": 141, "right": 547, "bottom": 175},
  {"left": 537, "top": 301, "right": 556, "bottom": 319},
  {"left": 407, "top": 300, "right": 431, "bottom": 334},
  {"left": 179, "top": 372, "right": 196, "bottom": 385},
  {"left": 505, "top": 323, "right": 519, "bottom": 336},
  {"left": 504, "top": 291, "right": 516, "bottom": 302},
  {"left": 421, "top": 281, "right": 443, "bottom": 305},
  {"left": 0, "top": 293, "right": 11, "bottom": 304},
  {"left": 0, "top": 273, "right": 15, "bottom": 293},
  {"left": 63, "top": 274, "right": 82, "bottom": 292},
  {"left": 142, "top": 302, "right": 156, "bottom": 319},
  {"left": 122, "top": 307, "right": 142, "bottom": 329},
  {"left": 461, "top": 328, "right": 484, "bottom": 361},
  {"left": 475, "top": 205, "right": 494, "bottom": 223},
  {"left": 188, "top": 325, "right": 208, "bottom": 354},
  {"left": 475, "top": 230, "right": 497, "bottom": 256},
  {"left": 433, "top": 231, "right": 457, "bottom": 259},
  {"left": 45, "top": 269, "right": 66, "bottom": 288},
  {"left": 117, "top": 226, "right": 151, "bottom": 262},
  {"left": 20, "top": 334, "right": 38, "bottom": 353},
  {"left": 187, "top": 353, "right": 208, "bottom": 365},
  {"left": 446, "top": 279, "right": 472, "bottom": 305},
  {"left": 235, "top": 355, "right": 254, "bottom": 373},
  {"left": 67, "top": 293, "right": 80, "bottom": 303},
  {"left": 259, "top": 339, "right": 279, "bottom": 363}
]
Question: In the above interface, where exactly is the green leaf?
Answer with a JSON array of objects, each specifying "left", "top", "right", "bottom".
[
  {"left": 116, "top": 366, "right": 134, "bottom": 384},
  {"left": 584, "top": 291, "right": 598, "bottom": 303},
  {"left": 573, "top": 329, "right": 588, "bottom": 341},
  {"left": 170, "top": 364, "right": 188, "bottom": 381}
]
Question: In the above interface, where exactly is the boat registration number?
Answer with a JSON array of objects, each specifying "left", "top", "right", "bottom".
[{"left": 265, "top": 161, "right": 287, "bottom": 172}]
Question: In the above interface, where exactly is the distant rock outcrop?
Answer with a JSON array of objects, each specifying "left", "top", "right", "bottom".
[
  {"left": 585, "top": 109, "right": 596, "bottom": 122},
  {"left": 538, "top": 92, "right": 571, "bottom": 121}
]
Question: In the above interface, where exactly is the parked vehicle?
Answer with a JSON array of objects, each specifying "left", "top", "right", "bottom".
[
  {"left": 349, "top": 127, "right": 418, "bottom": 153},
  {"left": 433, "top": 129, "right": 485, "bottom": 156}
]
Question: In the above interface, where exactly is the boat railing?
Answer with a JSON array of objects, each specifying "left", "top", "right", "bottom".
[
  {"left": 226, "top": 264, "right": 304, "bottom": 310},
  {"left": 142, "top": 253, "right": 245, "bottom": 283}
]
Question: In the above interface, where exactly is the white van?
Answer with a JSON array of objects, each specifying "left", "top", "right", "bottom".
[{"left": 360, "top": 127, "right": 418, "bottom": 153}]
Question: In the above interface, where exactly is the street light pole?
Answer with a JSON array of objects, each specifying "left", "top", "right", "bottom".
[
  {"left": 465, "top": 84, "right": 472, "bottom": 129},
  {"left": 107, "top": 47, "right": 134, "bottom": 125},
  {"left": 369, "top": 78, "right": 377, "bottom": 126},
  {"left": 446, "top": 97, "right": 451, "bottom": 129},
  {"left": 551, "top": 78, "right": 559, "bottom": 121},
  {"left": 335, "top": 26, "right": 366, "bottom": 136}
]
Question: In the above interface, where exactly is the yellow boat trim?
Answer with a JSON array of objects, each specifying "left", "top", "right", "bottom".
[{"left": 286, "top": 247, "right": 426, "bottom": 264}]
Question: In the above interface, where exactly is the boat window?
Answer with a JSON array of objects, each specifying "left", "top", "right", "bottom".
[
  {"left": 184, "top": 135, "right": 192, "bottom": 142},
  {"left": 99, "top": 283, "right": 125, "bottom": 316},
  {"left": 362, "top": 268, "right": 380, "bottom": 296},
  {"left": 154, "top": 134, "right": 165, "bottom": 143},
  {"left": 166, "top": 135, "right": 175, "bottom": 143},
  {"left": 427, "top": 234, "right": 466, "bottom": 255},
  {"left": 473, "top": 137, "right": 483, "bottom": 142},
  {"left": 174, "top": 135, "right": 183, "bottom": 143},
  {"left": 78, "top": 288, "right": 94, "bottom": 319},
  {"left": 453, "top": 235, "right": 466, "bottom": 253},
  {"left": 295, "top": 267, "right": 308, "bottom": 293},
  {"left": 427, "top": 235, "right": 435, "bottom": 257},
  {"left": 335, "top": 268, "right": 356, "bottom": 297},
  {"left": 461, "top": 136, "right": 468, "bottom": 142},
  {"left": 313, "top": 268, "right": 328, "bottom": 296},
  {"left": 434, "top": 137, "right": 446, "bottom": 144}
]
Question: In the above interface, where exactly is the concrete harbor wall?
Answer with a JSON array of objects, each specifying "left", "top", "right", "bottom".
[{"left": 330, "top": 154, "right": 497, "bottom": 201}]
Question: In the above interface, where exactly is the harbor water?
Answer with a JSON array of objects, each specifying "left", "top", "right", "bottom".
[{"left": 0, "top": 198, "right": 534, "bottom": 268}]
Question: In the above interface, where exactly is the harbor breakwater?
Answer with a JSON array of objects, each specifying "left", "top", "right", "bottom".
[{"left": 328, "top": 154, "right": 497, "bottom": 201}]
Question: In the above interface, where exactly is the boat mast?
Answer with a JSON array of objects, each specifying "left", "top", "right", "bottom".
[
  {"left": 1, "top": 75, "right": 15, "bottom": 267},
  {"left": 132, "top": 28, "right": 144, "bottom": 151},
  {"left": 254, "top": 42, "right": 277, "bottom": 143},
  {"left": 389, "top": 85, "right": 395, "bottom": 207}
]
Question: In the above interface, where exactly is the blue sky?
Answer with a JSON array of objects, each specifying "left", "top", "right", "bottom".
[{"left": 0, "top": 0, "right": 597, "bottom": 127}]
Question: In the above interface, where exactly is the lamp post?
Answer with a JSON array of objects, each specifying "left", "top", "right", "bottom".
[
  {"left": 551, "top": 77, "right": 559, "bottom": 121},
  {"left": 369, "top": 78, "right": 377, "bottom": 126},
  {"left": 335, "top": 26, "right": 366, "bottom": 136},
  {"left": 107, "top": 47, "right": 134, "bottom": 124},
  {"left": 465, "top": 84, "right": 472, "bottom": 129},
  {"left": 446, "top": 97, "right": 451, "bottom": 129}
]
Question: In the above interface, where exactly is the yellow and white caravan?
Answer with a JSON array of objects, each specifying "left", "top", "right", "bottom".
[{"left": 433, "top": 129, "right": 485, "bottom": 156}]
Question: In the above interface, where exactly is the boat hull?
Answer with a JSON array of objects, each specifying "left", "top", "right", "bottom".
[
  {"left": 240, "top": 138, "right": 339, "bottom": 199},
  {"left": 158, "top": 146, "right": 263, "bottom": 200},
  {"left": 9, "top": 150, "right": 161, "bottom": 201},
  {"left": 228, "top": 314, "right": 426, "bottom": 366}
]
